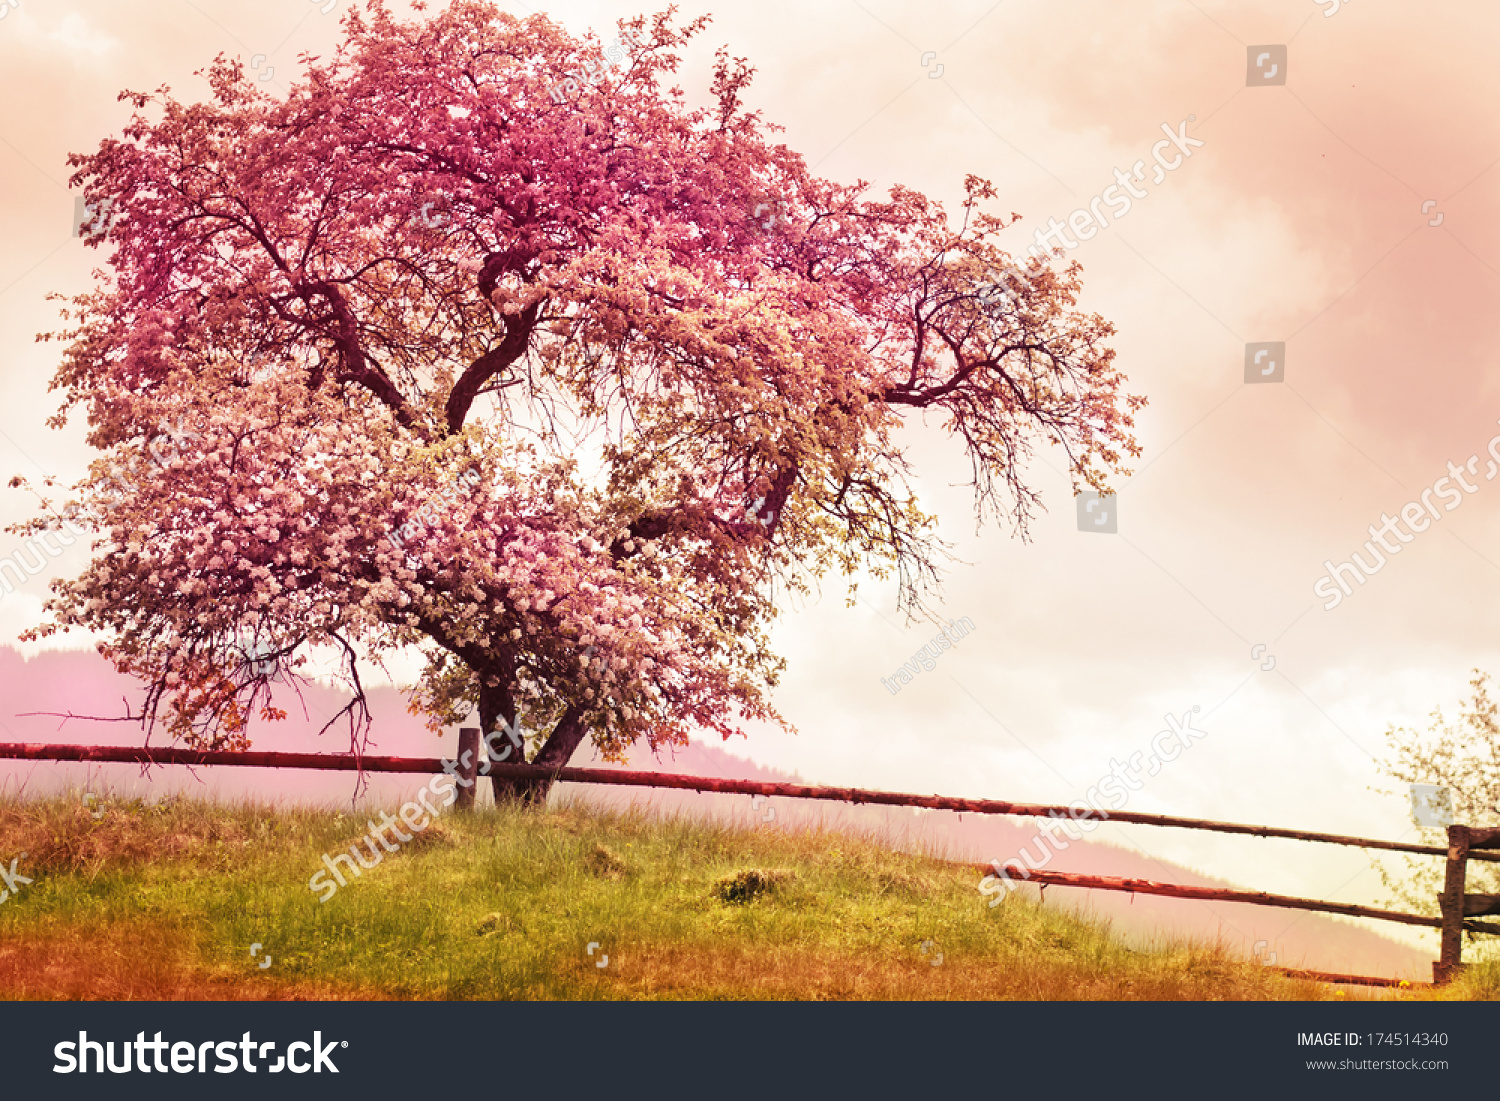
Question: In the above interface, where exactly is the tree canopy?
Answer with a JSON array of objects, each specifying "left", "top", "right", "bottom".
[
  {"left": 1375, "top": 670, "right": 1500, "bottom": 917},
  {"left": 22, "top": 0, "right": 1144, "bottom": 792}
]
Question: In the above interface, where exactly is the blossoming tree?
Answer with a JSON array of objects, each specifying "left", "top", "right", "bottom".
[{"left": 24, "top": 1, "right": 1144, "bottom": 801}]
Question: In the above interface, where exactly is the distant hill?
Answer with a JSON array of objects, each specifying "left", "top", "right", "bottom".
[{"left": 0, "top": 645, "right": 1431, "bottom": 980}]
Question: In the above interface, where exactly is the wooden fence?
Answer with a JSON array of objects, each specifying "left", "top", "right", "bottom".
[{"left": 1, "top": 735, "right": 1490, "bottom": 986}]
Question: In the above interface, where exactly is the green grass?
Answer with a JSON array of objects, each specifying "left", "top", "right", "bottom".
[{"left": 0, "top": 789, "right": 1460, "bottom": 1000}]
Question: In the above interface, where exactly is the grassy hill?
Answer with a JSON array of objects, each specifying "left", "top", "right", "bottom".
[{"left": 0, "top": 791, "right": 1491, "bottom": 1000}]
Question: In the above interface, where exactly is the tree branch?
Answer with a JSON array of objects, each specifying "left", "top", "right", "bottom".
[{"left": 445, "top": 301, "right": 540, "bottom": 432}]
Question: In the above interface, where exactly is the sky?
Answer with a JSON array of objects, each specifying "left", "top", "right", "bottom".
[{"left": 2, "top": 0, "right": 1499, "bottom": 954}]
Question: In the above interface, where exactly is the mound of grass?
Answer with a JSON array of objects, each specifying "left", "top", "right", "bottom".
[
  {"left": 584, "top": 843, "right": 627, "bottom": 880},
  {"left": 474, "top": 912, "right": 511, "bottom": 937},
  {"left": 0, "top": 789, "right": 1431, "bottom": 1000}
]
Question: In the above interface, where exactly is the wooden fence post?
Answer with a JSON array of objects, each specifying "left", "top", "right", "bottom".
[
  {"left": 1435, "top": 823, "right": 1470, "bottom": 984},
  {"left": 455, "top": 727, "right": 480, "bottom": 809}
]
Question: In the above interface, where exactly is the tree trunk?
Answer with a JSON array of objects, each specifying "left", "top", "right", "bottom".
[
  {"left": 478, "top": 673, "right": 526, "bottom": 806},
  {"left": 514, "top": 705, "right": 589, "bottom": 806},
  {"left": 479, "top": 657, "right": 589, "bottom": 806}
]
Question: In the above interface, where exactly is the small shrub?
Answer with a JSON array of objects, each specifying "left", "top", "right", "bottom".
[{"left": 712, "top": 868, "right": 794, "bottom": 905}]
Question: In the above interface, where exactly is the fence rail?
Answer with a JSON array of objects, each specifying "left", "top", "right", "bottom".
[
  {"left": 0, "top": 738, "right": 1485, "bottom": 986},
  {"left": 2, "top": 741, "right": 1489, "bottom": 862},
  {"left": 970, "top": 866, "right": 1500, "bottom": 936}
]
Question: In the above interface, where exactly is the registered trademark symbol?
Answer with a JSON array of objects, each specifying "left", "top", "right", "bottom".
[{"left": 341, "top": 1041, "right": 349, "bottom": 1047}]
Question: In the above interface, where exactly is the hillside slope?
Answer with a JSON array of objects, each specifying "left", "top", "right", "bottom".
[{"left": 0, "top": 645, "right": 1432, "bottom": 981}]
